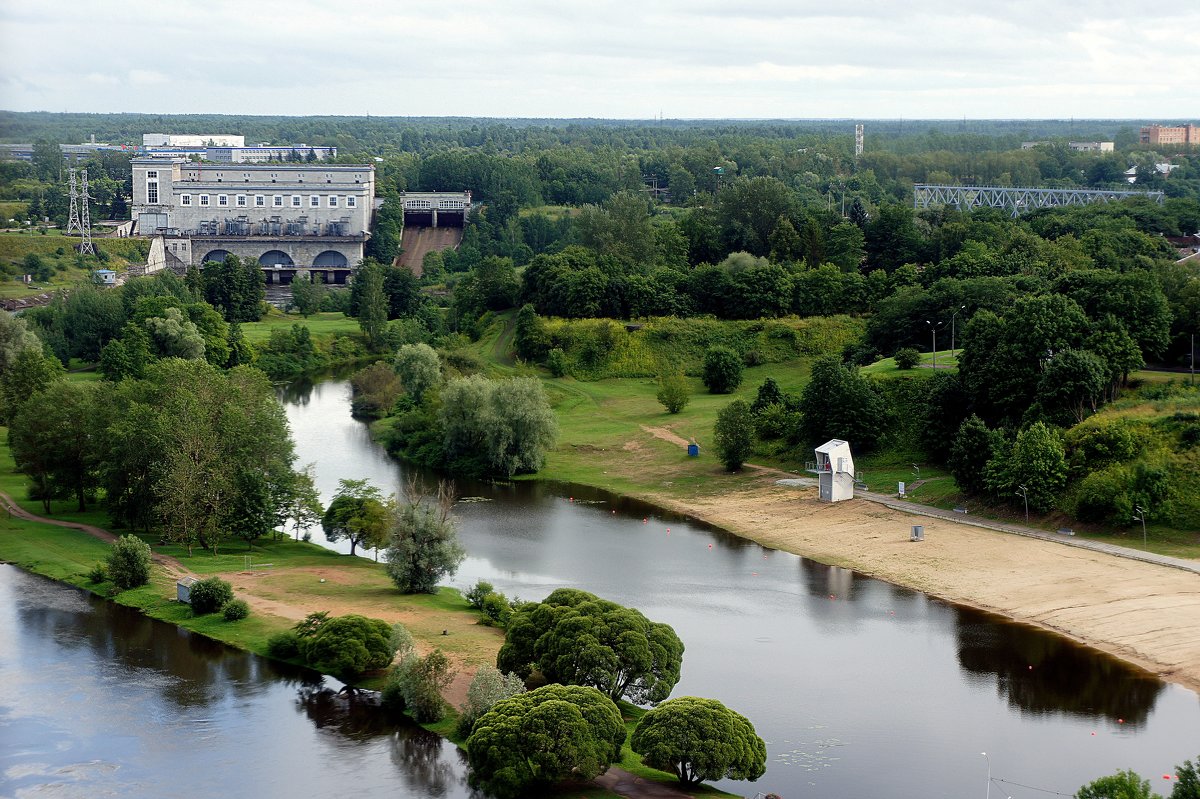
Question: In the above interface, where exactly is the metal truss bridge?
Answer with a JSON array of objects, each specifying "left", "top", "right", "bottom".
[{"left": 913, "top": 184, "right": 1164, "bottom": 217}]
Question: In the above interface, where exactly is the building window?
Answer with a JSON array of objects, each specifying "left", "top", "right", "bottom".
[
  {"left": 199, "top": 194, "right": 210, "bottom": 207},
  {"left": 255, "top": 195, "right": 265, "bottom": 207},
  {"left": 146, "top": 171, "right": 158, "bottom": 179},
  {"left": 310, "top": 195, "right": 320, "bottom": 207},
  {"left": 346, "top": 196, "right": 356, "bottom": 208},
  {"left": 329, "top": 196, "right": 339, "bottom": 208},
  {"left": 236, "top": 195, "right": 247, "bottom": 207},
  {"left": 291, "top": 195, "right": 301, "bottom": 207},
  {"left": 180, "top": 194, "right": 192, "bottom": 206},
  {"left": 273, "top": 195, "right": 283, "bottom": 207},
  {"left": 218, "top": 195, "right": 228, "bottom": 207},
  {"left": 147, "top": 182, "right": 158, "bottom": 204}
]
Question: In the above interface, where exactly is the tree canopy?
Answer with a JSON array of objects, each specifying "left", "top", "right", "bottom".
[
  {"left": 630, "top": 696, "right": 767, "bottom": 786},
  {"left": 497, "top": 588, "right": 684, "bottom": 705},
  {"left": 466, "top": 684, "right": 626, "bottom": 799}
]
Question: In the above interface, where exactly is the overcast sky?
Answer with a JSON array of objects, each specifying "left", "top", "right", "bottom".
[{"left": 1, "top": 0, "right": 1196, "bottom": 120}]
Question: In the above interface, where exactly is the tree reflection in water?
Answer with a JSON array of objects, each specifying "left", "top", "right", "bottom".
[
  {"left": 296, "top": 684, "right": 477, "bottom": 797},
  {"left": 956, "top": 607, "right": 1163, "bottom": 725}
]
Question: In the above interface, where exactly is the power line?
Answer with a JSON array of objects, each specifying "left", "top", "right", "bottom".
[{"left": 992, "top": 776, "right": 1074, "bottom": 796}]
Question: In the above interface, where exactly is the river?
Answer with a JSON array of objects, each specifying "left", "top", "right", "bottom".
[{"left": 3, "top": 376, "right": 1198, "bottom": 799}]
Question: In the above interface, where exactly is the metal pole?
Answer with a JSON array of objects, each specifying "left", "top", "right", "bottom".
[
  {"left": 1135, "top": 505, "right": 1147, "bottom": 546},
  {"left": 1018, "top": 485, "right": 1029, "bottom": 522},
  {"left": 1191, "top": 333, "right": 1195, "bottom": 387},
  {"left": 952, "top": 305, "right": 966, "bottom": 360},
  {"left": 981, "top": 752, "right": 991, "bottom": 799}
]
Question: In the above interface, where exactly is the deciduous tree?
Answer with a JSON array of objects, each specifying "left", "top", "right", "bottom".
[{"left": 631, "top": 696, "right": 767, "bottom": 786}]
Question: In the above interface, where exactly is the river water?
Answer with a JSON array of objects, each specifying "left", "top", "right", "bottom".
[{"left": 4, "top": 377, "right": 1199, "bottom": 799}]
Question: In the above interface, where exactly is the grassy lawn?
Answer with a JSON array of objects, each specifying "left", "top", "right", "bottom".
[
  {"left": 862, "top": 349, "right": 959, "bottom": 375},
  {"left": 240, "top": 310, "right": 361, "bottom": 344}
]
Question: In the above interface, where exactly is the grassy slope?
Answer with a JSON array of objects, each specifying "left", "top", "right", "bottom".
[
  {"left": 0, "top": 231, "right": 148, "bottom": 299},
  {"left": 240, "top": 309, "right": 361, "bottom": 344}
]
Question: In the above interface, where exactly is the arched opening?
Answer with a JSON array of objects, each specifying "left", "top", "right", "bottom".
[
  {"left": 258, "top": 250, "right": 295, "bottom": 267},
  {"left": 312, "top": 250, "right": 348, "bottom": 268},
  {"left": 201, "top": 249, "right": 232, "bottom": 264}
]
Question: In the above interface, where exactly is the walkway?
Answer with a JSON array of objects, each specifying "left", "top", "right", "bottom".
[{"left": 775, "top": 476, "right": 1200, "bottom": 576}]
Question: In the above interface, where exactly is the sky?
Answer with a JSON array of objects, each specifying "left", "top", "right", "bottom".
[{"left": 1, "top": 0, "right": 1197, "bottom": 120}]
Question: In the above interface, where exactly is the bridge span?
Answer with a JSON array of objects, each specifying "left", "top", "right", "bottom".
[{"left": 914, "top": 184, "right": 1163, "bottom": 217}]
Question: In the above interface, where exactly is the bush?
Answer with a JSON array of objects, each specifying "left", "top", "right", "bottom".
[
  {"left": 189, "top": 576, "right": 234, "bottom": 615},
  {"left": 465, "top": 579, "right": 495, "bottom": 610},
  {"left": 455, "top": 665, "right": 526, "bottom": 739},
  {"left": 301, "top": 614, "right": 396, "bottom": 683},
  {"left": 480, "top": 592, "right": 511, "bottom": 626},
  {"left": 893, "top": 347, "right": 921, "bottom": 369},
  {"left": 87, "top": 563, "right": 107, "bottom": 584},
  {"left": 267, "top": 631, "right": 301, "bottom": 659},
  {"left": 656, "top": 372, "right": 691, "bottom": 414},
  {"left": 714, "top": 400, "right": 755, "bottom": 471},
  {"left": 546, "top": 347, "right": 568, "bottom": 377},
  {"left": 222, "top": 599, "right": 250, "bottom": 621},
  {"left": 702, "top": 346, "right": 743, "bottom": 394},
  {"left": 390, "top": 649, "right": 456, "bottom": 722},
  {"left": 105, "top": 535, "right": 152, "bottom": 590}
]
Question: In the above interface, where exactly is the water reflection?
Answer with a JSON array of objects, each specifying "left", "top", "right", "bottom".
[
  {"left": 956, "top": 608, "right": 1164, "bottom": 725},
  {"left": 0, "top": 566, "right": 477, "bottom": 799}
]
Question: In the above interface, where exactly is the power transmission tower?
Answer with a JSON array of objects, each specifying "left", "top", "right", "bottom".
[
  {"left": 66, "top": 167, "right": 80, "bottom": 235},
  {"left": 78, "top": 169, "right": 94, "bottom": 255}
]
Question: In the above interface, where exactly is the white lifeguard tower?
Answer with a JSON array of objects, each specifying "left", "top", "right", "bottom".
[{"left": 813, "top": 439, "right": 855, "bottom": 502}]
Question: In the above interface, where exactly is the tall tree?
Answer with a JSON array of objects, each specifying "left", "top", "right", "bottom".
[
  {"left": 384, "top": 479, "right": 465, "bottom": 593},
  {"left": 322, "top": 478, "right": 391, "bottom": 557}
]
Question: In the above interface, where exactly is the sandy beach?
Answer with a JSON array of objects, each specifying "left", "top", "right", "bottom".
[{"left": 646, "top": 476, "right": 1200, "bottom": 694}]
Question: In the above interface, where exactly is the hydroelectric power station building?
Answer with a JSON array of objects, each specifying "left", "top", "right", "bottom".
[{"left": 130, "top": 157, "right": 375, "bottom": 283}]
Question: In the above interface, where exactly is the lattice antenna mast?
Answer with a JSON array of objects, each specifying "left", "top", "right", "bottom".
[
  {"left": 78, "top": 168, "right": 95, "bottom": 255},
  {"left": 66, "top": 167, "right": 81, "bottom": 235},
  {"left": 855, "top": 124, "right": 864, "bottom": 158}
]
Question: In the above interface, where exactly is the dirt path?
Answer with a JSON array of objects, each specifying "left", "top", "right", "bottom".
[
  {"left": 0, "top": 491, "right": 188, "bottom": 579},
  {"left": 595, "top": 768, "right": 696, "bottom": 799}
]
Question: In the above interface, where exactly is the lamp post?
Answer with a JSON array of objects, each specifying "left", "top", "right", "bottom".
[
  {"left": 926, "top": 320, "right": 944, "bottom": 369},
  {"left": 1134, "top": 505, "right": 1147, "bottom": 546},
  {"left": 1017, "top": 484, "right": 1029, "bottom": 523},
  {"left": 981, "top": 752, "right": 992, "bottom": 799},
  {"left": 951, "top": 305, "right": 967, "bottom": 360}
]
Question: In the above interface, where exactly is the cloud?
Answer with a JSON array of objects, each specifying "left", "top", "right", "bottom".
[{"left": 0, "top": 0, "right": 1197, "bottom": 118}]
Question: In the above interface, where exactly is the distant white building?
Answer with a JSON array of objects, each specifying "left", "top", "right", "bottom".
[
  {"left": 1068, "top": 141, "right": 1114, "bottom": 152},
  {"left": 143, "top": 133, "right": 245, "bottom": 148},
  {"left": 813, "top": 439, "right": 855, "bottom": 503}
]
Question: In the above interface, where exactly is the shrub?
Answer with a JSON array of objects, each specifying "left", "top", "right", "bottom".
[
  {"left": 390, "top": 649, "right": 456, "bottom": 722},
  {"left": 455, "top": 665, "right": 526, "bottom": 739},
  {"left": 105, "top": 535, "right": 152, "bottom": 590},
  {"left": 702, "top": 345, "right": 743, "bottom": 394},
  {"left": 714, "top": 400, "right": 755, "bottom": 471},
  {"left": 301, "top": 614, "right": 396, "bottom": 683},
  {"left": 465, "top": 579, "right": 495, "bottom": 610},
  {"left": 893, "top": 347, "right": 921, "bottom": 369},
  {"left": 656, "top": 372, "right": 691, "bottom": 414},
  {"left": 87, "top": 563, "right": 107, "bottom": 584},
  {"left": 546, "top": 347, "right": 568, "bottom": 377},
  {"left": 1073, "top": 465, "right": 1133, "bottom": 524},
  {"left": 189, "top": 577, "right": 234, "bottom": 615},
  {"left": 267, "top": 631, "right": 301, "bottom": 659},
  {"left": 222, "top": 599, "right": 250, "bottom": 621},
  {"left": 480, "top": 592, "right": 511, "bottom": 626}
]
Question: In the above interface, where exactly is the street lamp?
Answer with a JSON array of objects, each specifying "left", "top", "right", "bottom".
[
  {"left": 951, "top": 305, "right": 967, "bottom": 361},
  {"left": 1017, "top": 484, "right": 1029, "bottom": 523},
  {"left": 925, "top": 320, "right": 945, "bottom": 369},
  {"left": 981, "top": 752, "right": 991, "bottom": 799},
  {"left": 1133, "top": 505, "right": 1147, "bottom": 546}
]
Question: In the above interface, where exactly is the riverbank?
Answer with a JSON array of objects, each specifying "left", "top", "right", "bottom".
[{"left": 594, "top": 461, "right": 1200, "bottom": 695}]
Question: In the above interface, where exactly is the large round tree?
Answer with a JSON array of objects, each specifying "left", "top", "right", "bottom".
[
  {"left": 466, "top": 684, "right": 625, "bottom": 799},
  {"left": 497, "top": 588, "right": 683, "bottom": 705},
  {"left": 631, "top": 696, "right": 767, "bottom": 787}
]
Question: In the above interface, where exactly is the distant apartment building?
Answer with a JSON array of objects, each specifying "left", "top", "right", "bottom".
[
  {"left": 205, "top": 145, "right": 337, "bottom": 163},
  {"left": 130, "top": 157, "right": 374, "bottom": 280},
  {"left": 1140, "top": 124, "right": 1198, "bottom": 146},
  {"left": 143, "top": 133, "right": 246, "bottom": 147}
]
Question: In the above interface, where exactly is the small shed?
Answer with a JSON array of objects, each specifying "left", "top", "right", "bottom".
[
  {"left": 176, "top": 576, "right": 198, "bottom": 604},
  {"left": 814, "top": 439, "right": 855, "bottom": 502},
  {"left": 92, "top": 269, "right": 117, "bottom": 286}
]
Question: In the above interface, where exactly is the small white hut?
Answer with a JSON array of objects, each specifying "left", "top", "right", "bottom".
[{"left": 814, "top": 439, "right": 855, "bottom": 502}]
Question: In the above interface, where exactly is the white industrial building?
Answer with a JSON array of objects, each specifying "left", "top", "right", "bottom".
[
  {"left": 143, "top": 133, "right": 245, "bottom": 147},
  {"left": 130, "top": 157, "right": 375, "bottom": 282}
]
